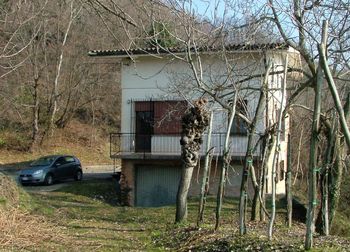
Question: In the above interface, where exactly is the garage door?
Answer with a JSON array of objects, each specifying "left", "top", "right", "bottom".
[{"left": 135, "top": 165, "right": 181, "bottom": 207}]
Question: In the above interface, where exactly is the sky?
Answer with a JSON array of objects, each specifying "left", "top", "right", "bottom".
[
  {"left": 184, "top": 0, "right": 264, "bottom": 24},
  {"left": 190, "top": 0, "right": 226, "bottom": 20}
]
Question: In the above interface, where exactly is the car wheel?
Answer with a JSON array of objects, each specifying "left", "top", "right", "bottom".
[
  {"left": 74, "top": 170, "right": 82, "bottom": 181},
  {"left": 44, "top": 174, "right": 54, "bottom": 186}
]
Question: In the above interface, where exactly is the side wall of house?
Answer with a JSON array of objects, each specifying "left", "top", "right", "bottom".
[{"left": 265, "top": 51, "right": 291, "bottom": 194}]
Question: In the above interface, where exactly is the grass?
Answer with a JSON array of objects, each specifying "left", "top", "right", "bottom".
[
  {"left": 2, "top": 176, "right": 349, "bottom": 251},
  {"left": 27, "top": 178, "right": 173, "bottom": 251}
]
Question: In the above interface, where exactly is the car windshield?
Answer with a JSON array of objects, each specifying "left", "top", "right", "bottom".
[{"left": 30, "top": 157, "right": 55, "bottom": 166}]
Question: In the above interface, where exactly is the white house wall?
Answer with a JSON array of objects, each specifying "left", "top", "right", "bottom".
[
  {"left": 120, "top": 53, "right": 282, "bottom": 133},
  {"left": 120, "top": 54, "right": 268, "bottom": 156}
]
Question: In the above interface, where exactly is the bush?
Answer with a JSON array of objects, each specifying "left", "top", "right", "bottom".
[
  {"left": 0, "top": 138, "right": 5, "bottom": 148},
  {"left": 0, "top": 131, "right": 31, "bottom": 151}
]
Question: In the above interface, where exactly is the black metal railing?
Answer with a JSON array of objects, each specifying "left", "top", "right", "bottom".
[{"left": 110, "top": 133, "right": 259, "bottom": 158}]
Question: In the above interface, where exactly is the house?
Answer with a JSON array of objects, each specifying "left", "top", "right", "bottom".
[{"left": 88, "top": 44, "right": 301, "bottom": 207}]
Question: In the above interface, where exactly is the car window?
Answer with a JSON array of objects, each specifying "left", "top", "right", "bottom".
[
  {"left": 54, "top": 157, "right": 66, "bottom": 166},
  {"left": 73, "top": 157, "right": 81, "bottom": 164},
  {"left": 30, "top": 157, "right": 55, "bottom": 166},
  {"left": 64, "top": 156, "right": 75, "bottom": 163}
]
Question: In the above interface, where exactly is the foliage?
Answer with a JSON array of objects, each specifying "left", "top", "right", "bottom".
[{"left": 0, "top": 130, "right": 31, "bottom": 151}]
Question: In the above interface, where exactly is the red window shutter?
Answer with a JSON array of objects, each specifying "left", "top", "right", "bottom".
[
  {"left": 135, "top": 101, "right": 152, "bottom": 112},
  {"left": 153, "top": 101, "right": 187, "bottom": 134}
]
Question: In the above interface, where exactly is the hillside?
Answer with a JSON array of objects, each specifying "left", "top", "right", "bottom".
[{"left": 0, "top": 120, "right": 113, "bottom": 168}]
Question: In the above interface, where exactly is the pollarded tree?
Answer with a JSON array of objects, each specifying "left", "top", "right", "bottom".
[{"left": 176, "top": 99, "right": 210, "bottom": 222}]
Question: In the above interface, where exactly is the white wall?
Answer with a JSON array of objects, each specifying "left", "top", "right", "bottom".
[{"left": 120, "top": 52, "right": 285, "bottom": 134}]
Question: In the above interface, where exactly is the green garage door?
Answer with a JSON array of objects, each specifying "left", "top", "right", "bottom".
[{"left": 136, "top": 165, "right": 181, "bottom": 207}]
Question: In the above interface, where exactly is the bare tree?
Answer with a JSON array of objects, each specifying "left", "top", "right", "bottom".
[
  {"left": 46, "top": 0, "right": 82, "bottom": 137},
  {"left": 0, "top": 0, "right": 122, "bottom": 152}
]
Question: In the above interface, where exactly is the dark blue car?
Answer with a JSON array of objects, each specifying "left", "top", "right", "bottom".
[{"left": 19, "top": 155, "right": 83, "bottom": 185}]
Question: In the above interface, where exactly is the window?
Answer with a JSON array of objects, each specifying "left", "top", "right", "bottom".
[
  {"left": 55, "top": 157, "right": 66, "bottom": 166},
  {"left": 134, "top": 100, "right": 188, "bottom": 135},
  {"left": 153, "top": 101, "right": 187, "bottom": 135},
  {"left": 64, "top": 156, "right": 75, "bottom": 163},
  {"left": 230, "top": 100, "right": 248, "bottom": 135}
]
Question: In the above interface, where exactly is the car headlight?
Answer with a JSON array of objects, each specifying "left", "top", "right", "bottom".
[{"left": 33, "top": 170, "right": 43, "bottom": 176}]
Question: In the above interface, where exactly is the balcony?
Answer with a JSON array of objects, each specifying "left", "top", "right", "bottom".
[{"left": 110, "top": 133, "right": 261, "bottom": 160}]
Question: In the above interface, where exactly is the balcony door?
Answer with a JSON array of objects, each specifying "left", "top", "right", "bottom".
[{"left": 135, "top": 111, "right": 153, "bottom": 152}]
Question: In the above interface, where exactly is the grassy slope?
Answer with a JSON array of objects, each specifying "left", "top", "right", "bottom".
[
  {"left": 20, "top": 179, "right": 350, "bottom": 251},
  {"left": 0, "top": 120, "right": 112, "bottom": 168},
  {"left": 292, "top": 177, "right": 350, "bottom": 239},
  {"left": 26, "top": 178, "right": 167, "bottom": 251},
  {"left": 333, "top": 171, "right": 350, "bottom": 238}
]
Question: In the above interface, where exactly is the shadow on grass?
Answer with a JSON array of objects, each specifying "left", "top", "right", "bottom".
[
  {"left": 54, "top": 177, "right": 121, "bottom": 206},
  {"left": 67, "top": 224, "right": 146, "bottom": 232}
]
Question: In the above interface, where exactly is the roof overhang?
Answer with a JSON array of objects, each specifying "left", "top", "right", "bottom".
[{"left": 88, "top": 43, "right": 289, "bottom": 58}]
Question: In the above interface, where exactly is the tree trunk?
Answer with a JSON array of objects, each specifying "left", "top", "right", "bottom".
[
  {"left": 175, "top": 99, "right": 209, "bottom": 223},
  {"left": 328, "top": 134, "right": 344, "bottom": 228},
  {"left": 250, "top": 162, "right": 260, "bottom": 221},
  {"left": 197, "top": 111, "right": 213, "bottom": 226},
  {"left": 316, "top": 94, "right": 349, "bottom": 234},
  {"left": 239, "top": 60, "right": 272, "bottom": 234},
  {"left": 319, "top": 20, "right": 350, "bottom": 149},
  {"left": 216, "top": 93, "right": 237, "bottom": 230},
  {"left": 268, "top": 55, "right": 288, "bottom": 240},
  {"left": 259, "top": 135, "right": 270, "bottom": 221},
  {"left": 29, "top": 77, "right": 40, "bottom": 152},
  {"left": 305, "top": 65, "right": 323, "bottom": 250},
  {"left": 176, "top": 164, "right": 195, "bottom": 222},
  {"left": 316, "top": 115, "right": 336, "bottom": 235},
  {"left": 47, "top": 1, "right": 75, "bottom": 137},
  {"left": 286, "top": 133, "right": 292, "bottom": 228},
  {"left": 328, "top": 93, "right": 350, "bottom": 228},
  {"left": 239, "top": 152, "right": 251, "bottom": 235}
]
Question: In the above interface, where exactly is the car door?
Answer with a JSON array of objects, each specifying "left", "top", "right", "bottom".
[
  {"left": 64, "top": 156, "right": 77, "bottom": 178},
  {"left": 53, "top": 157, "right": 69, "bottom": 179}
]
